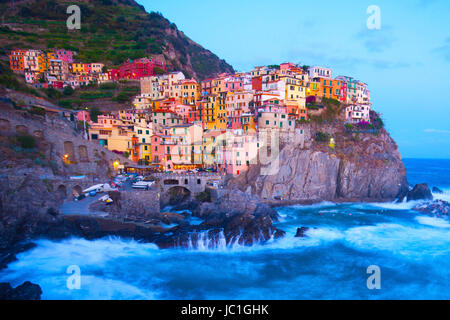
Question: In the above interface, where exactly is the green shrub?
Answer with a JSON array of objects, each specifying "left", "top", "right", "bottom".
[
  {"left": 89, "top": 107, "right": 102, "bottom": 122},
  {"left": 315, "top": 131, "right": 331, "bottom": 143},
  {"left": 17, "top": 135, "right": 36, "bottom": 149},
  {"left": 196, "top": 190, "right": 211, "bottom": 203},
  {"left": 28, "top": 106, "right": 46, "bottom": 116},
  {"left": 63, "top": 86, "right": 74, "bottom": 96},
  {"left": 99, "top": 82, "right": 117, "bottom": 90},
  {"left": 113, "top": 91, "right": 134, "bottom": 103}
]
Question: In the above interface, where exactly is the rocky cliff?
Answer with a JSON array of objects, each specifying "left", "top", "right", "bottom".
[{"left": 229, "top": 120, "right": 409, "bottom": 203}]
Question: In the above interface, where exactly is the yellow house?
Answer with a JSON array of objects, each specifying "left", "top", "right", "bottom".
[
  {"left": 71, "top": 63, "right": 85, "bottom": 74},
  {"left": 240, "top": 113, "right": 256, "bottom": 134},
  {"left": 45, "top": 52, "right": 55, "bottom": 70},
  {"left": 307, "top": 80, "right": 321, "bottom": 97},
  {"left": 107, "top": 127, "right": 135, "bottom": 154},
  {"left": 139, "top": 143, "right": 152, "bottom": 164},
  {"left": 181, "top": 80, "right": 201, "bottom": 105},
  {"left": 203, "top": 95, "right": 217, "bottom": 130},
  {"left": 284, "top": 77, "right": 306, "bottom": 108},
  {"left": 215, "top": 91, "right": 228, "bottom": 130}
]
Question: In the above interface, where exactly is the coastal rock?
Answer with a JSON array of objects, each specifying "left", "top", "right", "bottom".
[
  {"left": 229, "top": 126, "right": 409, "bottom": 202},
  {"left": 295, "top": 227, "right": 309, "bottom": 237},
  {"left": 413, "top": 200, "right": 450, "bottom": 216},
  {"left": 0, "top": 281, "right": 42, "bottom": 300},
  {"left": 432, "top": 187, "right": 444, "bottom": 194},
  {"left": 407, "top": 183, "right": 433, "bottom": 201},
  {"left": 89, "top": 190, "right": 160, "bottom": 221},
  {"left": 158, "top": 189, "right": 286, "bottom": 247}
]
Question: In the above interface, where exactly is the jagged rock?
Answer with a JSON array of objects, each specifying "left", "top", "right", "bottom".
[
  {"left": 432, "top": 187, "right": 444, "bottom": 194},
  {"left": 413, "top": 200, "right": 450, "bottom": 216},
  {"left": 295, "top": 227, "right": 309, "bottom": 237},
  {"left": 0, "top": 281, "right": 42, "bottom": 300},
  {"left": 407, "top": 183, "right": 433, "bottom": 201}
]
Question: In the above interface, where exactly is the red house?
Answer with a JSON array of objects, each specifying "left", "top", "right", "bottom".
[
  {"left": 252, "top": 76, "right": 262, "bottom": 91},
  {"left": 109, "top": 58, "right": 166, "bottom": 81}
]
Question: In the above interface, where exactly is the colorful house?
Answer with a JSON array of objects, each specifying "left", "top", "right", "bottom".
[{"left": 9, "top": 49, "right": 26, "bottom": 72}]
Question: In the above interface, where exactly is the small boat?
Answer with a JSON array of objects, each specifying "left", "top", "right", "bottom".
[
  {"left": 132, "top": 181, "right": 155, "bottom": 189},
  {"left": 83, "top": 184, "right": 104, "bottom": 194},
  {"left": 89, "top": 190, "right": 97, "bottom": 197}
]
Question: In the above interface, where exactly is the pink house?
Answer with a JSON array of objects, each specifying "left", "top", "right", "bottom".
[
  {"left": 225, "top": 78, "right": 244, "bottom": 92},
  {"left": 174, "top": 104, "right": 192, "bottom": 123},
  {"left": 53, "top": 49, "right": 75, "bottom": 64},
  {"left": 76, "top": 110, "right": 91, "bottom": 123},
  {"left": 150, "top": 134, "right": 164, "bottom": 166},
  {"left": 151, "top": 134, "right": 179, "bottom": 170},
  {"left": 228, "top": 116, "right": 243, "bottom": 130},
  {"left": 222, "top": 133, "right": 258, "bottom": 176},
  {"left": 280, "top": 62, "right": 295, "bottom": 70}
]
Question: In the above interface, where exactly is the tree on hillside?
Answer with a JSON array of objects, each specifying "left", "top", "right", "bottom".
[{"left": 89, "top": 107, "right": 102, "bottom": 123}]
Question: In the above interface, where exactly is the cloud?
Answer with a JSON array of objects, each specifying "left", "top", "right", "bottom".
[
  {"left": 433, "top": 37, "right": 450, "bottom": 62},
  {"left": 356, "top": 26, "right": 396, "bottom": 53},
  {"left": 286, "top": 46, "right": 410, "bottom": 71},
  {"left": 424, "top": 128, "right": 450, "bottom": 134},
  {"left": 371, "top": 60, "right": 411, "bottom": 69}
]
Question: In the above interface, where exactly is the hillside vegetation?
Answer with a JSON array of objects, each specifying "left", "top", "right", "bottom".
[{"left": 0, "top": 0, "right": 234, "bottom": 80}]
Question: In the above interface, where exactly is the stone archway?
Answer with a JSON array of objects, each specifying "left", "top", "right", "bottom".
[
  {"left": 72, "top": 185, "right": 82, "bottom": 197},
  {"left": 78, "top": 145, "right": 89, "bottom": 162},
  {"left": 0, "top": 119, "right": 11, "bottom": 132},
  {"left": 64, "top": 141, "right": 76, "bottom": 162},
  {"left": 166, "top": 186, "right": 191, "bottom": 204},
  {"left": 16, "top": 125, "right": 29, "bottom": 134},
  {"left": 57, "top": 184, "right": 67, "bottom": 200}
]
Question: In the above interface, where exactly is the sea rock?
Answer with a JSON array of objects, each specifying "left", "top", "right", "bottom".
[
  {"left": 413, "top": 200, "right": 450, "bottom": 216},
  {"left": 0, "top": 281, "right": 42, "bottom": 300},
  {"left": 407, "top": 183, "right": 433, "bottom": 201},
  {"left": 177, "top": 188, "right": 285, "bottom": 246},
  {"left": 295, "top": 227, "right": 309, "bottom": 237},
  {"left": 432, "top": 187, "right": 444, "bottom": 194}
]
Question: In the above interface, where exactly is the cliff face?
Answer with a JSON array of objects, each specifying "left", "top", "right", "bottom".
[{"left": 229, "top": 122, "right": 409, "bottom": 203}]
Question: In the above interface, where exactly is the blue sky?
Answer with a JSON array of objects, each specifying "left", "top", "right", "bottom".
[{"left": 139, "top": 0, "right": 450, "bottom": 159}]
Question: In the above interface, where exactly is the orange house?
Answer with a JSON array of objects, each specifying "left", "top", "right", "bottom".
[
  {"left": 319, "top": 78, "right": 333, "bottom": 98},
  {"left": 331, "top": 79, "right": 343, "bottom": 101},
  {"left": 9, "top": 50, "right": 27, "bottom": 72}
]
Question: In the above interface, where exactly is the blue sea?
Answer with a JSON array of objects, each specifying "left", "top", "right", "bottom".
[{"left": 1, "top": 158, "right": 450, "bottom": 299}]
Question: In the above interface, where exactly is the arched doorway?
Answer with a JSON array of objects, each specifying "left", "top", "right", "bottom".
[
  {"left": 57, "top": 185, "right": 67, "bottom": 200},
  {"left": 72, "top": 185, "right": 82, "bottom": 197}
]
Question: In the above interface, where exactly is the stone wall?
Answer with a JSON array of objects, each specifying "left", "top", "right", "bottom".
[{"left": 0, "top": 109, "right": 131, "bottom": 180}]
